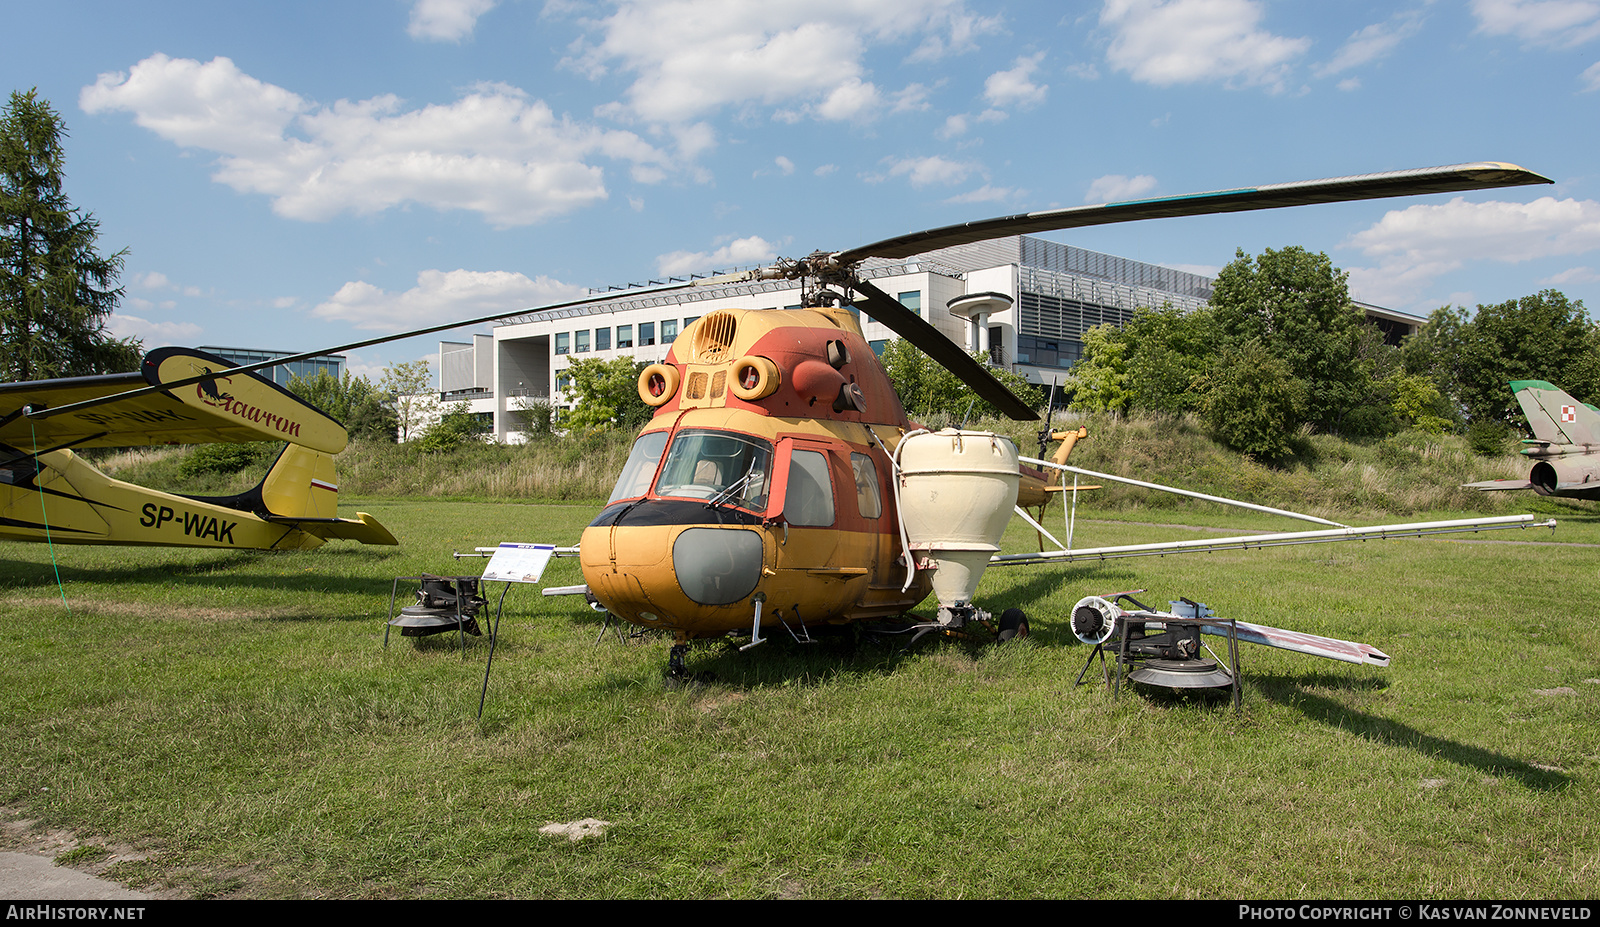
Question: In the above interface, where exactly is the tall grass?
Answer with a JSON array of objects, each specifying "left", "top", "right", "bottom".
[{"left": 96, "top": 414, "right": 1545, "bottom": 518}]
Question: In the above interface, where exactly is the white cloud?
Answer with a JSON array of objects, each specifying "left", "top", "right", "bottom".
[
  {"left": 774, "top": 156, "right": 795, "bottom": 175},
  {"left": 1583, "top": 60, "right": 1600, "bottom": 90},
  {"left": 655, "top": 235, "right": 781, "bottom": 277},
  {"left": 1343, "top": 196, "right": 1600, "bottom": 305},
  {"left": 1085, "top": 173, "right": 1158, "bottom": 203},
  {"left": 312, "top": 269, "right": 587, "bottom": 330},
  {"left": 984, "top": 53, "right": 1049, "bottom": 109},
  {"left": 1542, "top": 266, "right": 1600, "bottom": 285},
  {"left": 564, "top": 0, "right": 987, "bottom": 124},
  {"left": 938, "top": 114, "right": 970, "bottom": 139},
  {"left": 1314, "top": 9, "right": 1426, "bottom": 78},
  {"left": 1471, "top": 0, "right": 1600, "bottom": 48},
  {"left": 1100, "top": 0, "right": 1310, "bottom": 91},
  {"left": 905, "top": 8, "right": 1004, "bottom": 62},
  {"left": 877, "top": 154, "right": 980, "bottom": 188},
  {"left": 408, "top": 0, "right": 497, "bottom": 42},
  {"left": 108, "top": 313, "right": 203, "bottom": 346},
  {"left": 81, "top": 55, "right": 674, "bottom": 228},
  {"left": 944, "top": 184, "right": 1017, "bottom": 205}
]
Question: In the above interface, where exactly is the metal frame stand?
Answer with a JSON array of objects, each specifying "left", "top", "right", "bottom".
[
  {"left": 1076, "top": 614, "right": 1244, "bottom": 709},
  {"left": 383, "top": 574, "right": 509, "bottom": 657}
]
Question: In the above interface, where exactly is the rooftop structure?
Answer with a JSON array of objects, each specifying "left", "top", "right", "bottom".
[{"left": 435, "top": 235, "right": 1419, "bottom": 442}]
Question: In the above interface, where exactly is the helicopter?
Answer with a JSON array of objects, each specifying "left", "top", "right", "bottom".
[{"left": 19, "top": 162, "right": 1557, "bottom": 678}]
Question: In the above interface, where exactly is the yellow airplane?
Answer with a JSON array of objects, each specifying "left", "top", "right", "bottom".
[{"left": 0, "top": 347, "right": 396, "bottom": 550}]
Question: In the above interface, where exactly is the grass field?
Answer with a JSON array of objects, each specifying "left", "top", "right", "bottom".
[{"left": 2, "top": 492, "right": 1598, "bottom": 899}]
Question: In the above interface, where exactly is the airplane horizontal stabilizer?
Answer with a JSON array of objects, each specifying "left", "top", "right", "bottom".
[{"left": 285, "top": 513, "right": 398, "bottom": 546}]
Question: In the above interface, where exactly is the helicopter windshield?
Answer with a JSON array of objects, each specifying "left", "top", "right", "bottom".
[
  {"left": 606, "top": 430, "right": 670, "bottom": 505},
  {"left": 654, "top": 430, "right": 773, "bottom": 511}
]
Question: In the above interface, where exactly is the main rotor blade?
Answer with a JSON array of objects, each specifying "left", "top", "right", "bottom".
[
  {"left": 850, "top": 278, "right": 1039, "bottom": 421},
  {"left": 838, "top": 161, "right": 1552, "bottom": 263},
  {"left": 25, "top": 282, "right": 698, "bottom": 421}
]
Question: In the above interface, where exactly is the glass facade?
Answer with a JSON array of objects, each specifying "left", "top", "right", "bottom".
[{"left": 198, "top": 347, "right": 343, "bottom": 387}]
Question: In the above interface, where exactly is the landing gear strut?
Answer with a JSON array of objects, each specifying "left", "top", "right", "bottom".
[{"left": 664, "top": 642, "right": 715, "bottom": 689}]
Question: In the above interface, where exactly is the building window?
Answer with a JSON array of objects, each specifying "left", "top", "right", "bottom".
[
  {"left": 555, "top": 332, "right": 569, "bottom": 355},
  {"left": 597, "top": 327, "right": 611, "bottom": 351},
  {"left": 898, "top": 291, "right": 922, "bottom": 318},
  {"left": 575, "top": 330, "right": 591, "bottom": 353},
  {"left": 640, "top": 322, "right": 655, "bottom": 346},
  {"left": 556, "top": 371, "right": 572, "bottom": 391},
  {"left": 870, "top": 339, "right": 888, "bottom": 356},
  {"left": 661, "top": 319, "right": 678, "bottom": 343},
  {"left": 617, "top": 325, "right": 633, "bottom": 348},
  {"left": 684, "top": 316, "right": 700, "bottom": 329}
]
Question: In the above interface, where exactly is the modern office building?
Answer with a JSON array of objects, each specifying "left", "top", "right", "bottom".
[
  {"left": 198, "top": 346, "right": 345, "bottom": 387},
  {"left": 436, "top": 235, "right": 1421, "bottom": 442}
]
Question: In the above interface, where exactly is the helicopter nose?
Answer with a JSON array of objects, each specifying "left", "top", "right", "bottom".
[{"left": 672, "top": 527, "right": 764, "bottom": 605}]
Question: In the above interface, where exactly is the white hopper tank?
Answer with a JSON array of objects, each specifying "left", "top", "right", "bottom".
[{"left": 896, "top": 429, "right": 1020, "bottom": 612}]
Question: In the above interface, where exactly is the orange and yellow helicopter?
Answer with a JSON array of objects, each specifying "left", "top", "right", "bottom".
[{"left": 20, "top": 162, "right": 1557, "bottom": 679}]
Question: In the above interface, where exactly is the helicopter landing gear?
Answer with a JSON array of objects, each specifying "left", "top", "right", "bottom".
[
  {"left": 894, "top": 603, "right": 1029, "bottom": 649},
  {"left": 663, "top": 642, "right": 715, "bottom": 689},
  {"left": 997, "top": 608, "right": 1030, "bottom": 642}
]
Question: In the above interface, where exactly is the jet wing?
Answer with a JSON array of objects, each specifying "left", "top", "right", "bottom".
[
  {"left": 0, "top": 347, "right": 347, "bottom": 454},
  {"left": 1463, "top": 478, "right": 1535, "bottom": 492}
]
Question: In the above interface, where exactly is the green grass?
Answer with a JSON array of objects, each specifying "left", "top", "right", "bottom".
[{"left": 2, "top": 491, "right": 1597, "bottom": 899}]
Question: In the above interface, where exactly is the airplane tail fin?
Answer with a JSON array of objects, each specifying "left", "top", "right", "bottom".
[
  {"left": 1511, "top": 380, "right": 1600, "bottom": 446},
  {"left": 254, "top": 444, "right": 397, "bottom": 545}
]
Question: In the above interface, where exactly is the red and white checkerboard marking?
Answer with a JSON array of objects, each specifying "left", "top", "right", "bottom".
[{"left": 1562, "top": 405, "right": 1577, "bottom": 423}]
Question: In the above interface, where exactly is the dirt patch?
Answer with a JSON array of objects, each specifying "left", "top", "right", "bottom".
[{"left": 0, "top": 807, "right": 172, "bottom": 898}]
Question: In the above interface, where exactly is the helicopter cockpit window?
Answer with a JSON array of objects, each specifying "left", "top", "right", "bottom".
[
  {"left": 784, "top": 449, "right": 835, "bottom": 527},
  {"left": 607, "top": 430, "right": 669, "bottom": 505},
  {"left": 654, "top": 430, "right": 773, "bottom": 511},
  {"left": 850, "top": 453, "right": 882, "bottom": 519}
]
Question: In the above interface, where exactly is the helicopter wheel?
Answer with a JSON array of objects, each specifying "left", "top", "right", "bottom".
[
  {"left": 996, "top": 608, "right": 1029, "bottom": 643},
  {"left": 663, "top": 642, "right": 716, "bottom": 689}
]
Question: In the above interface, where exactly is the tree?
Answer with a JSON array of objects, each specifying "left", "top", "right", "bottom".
[
  {"left": 415, "top": 406, "right": 489, "bottom": 453},
  {"left": 380, "top": 360, "right": 437, "bottom": 442},
  {"left": 1209, "top": 247, "right": 1380, "bottom": 434},
  {"left": 879, "top": 338, "right": 1039, "bottom": 422},
  {"left": 1, "top": 89, "right": 140, "bottom": 381},
  {"left": 562, "top": 355, "right": 649, "bottom": 432},
  {"left": 1196, "top": 338, "right": 1306, "bottom": 460},
  {"left": 1063, "top": 322, "right": 1131, "bottom": 413},
  {"left": 1459, "top": 290, "right": 1594, "bottom": 426},
  {"left": 1401, "top": 290, "right": 1598, "bottom": 429},
  {"left": 288, "top": 369, "right": 397, "bottom": 442},
  {"left": 1066, "top": 305, "right": 1217, "bottom": 417}
]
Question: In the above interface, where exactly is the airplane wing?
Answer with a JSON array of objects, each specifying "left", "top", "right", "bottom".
[{"left": 0, "top": 347, "right": 347, "bottom": 454}]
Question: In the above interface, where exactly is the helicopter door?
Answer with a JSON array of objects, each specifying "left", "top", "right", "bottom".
[{"left": 766, "top": 439, "right": 840, "bottom": 574}]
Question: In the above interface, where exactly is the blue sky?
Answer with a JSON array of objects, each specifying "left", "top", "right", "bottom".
[{"left": 5, "top": 0, "right": 1599, "bottom": 381}]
